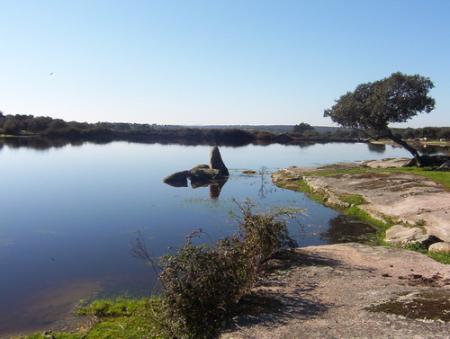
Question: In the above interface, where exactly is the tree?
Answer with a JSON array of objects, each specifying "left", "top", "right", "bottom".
[
  {"left": 3, "top": 118, "right": 23, "bottom": 135},
  {"left": 324, "top": 72, "right": 435, "bottom": 166},
  {"left": 293, "top": 122, "right": 314, "bottom": 135}
]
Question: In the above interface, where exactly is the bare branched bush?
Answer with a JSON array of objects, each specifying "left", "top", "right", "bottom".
[{"left": 158, "top": 203, "right": 298, "bottom": 338}]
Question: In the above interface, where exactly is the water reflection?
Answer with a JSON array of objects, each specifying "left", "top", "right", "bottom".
[
  {"left": 367, "top": 143, "right": 386, "bottom": 153},
  {"left": 0, "top": 141, "right": 422, "bottom": 336},
  {"left": 320, "top": 215, "right": 377, "bottom": 244},
  {"left": 164, "top": 173, "right": 229, "bottom": 199}
]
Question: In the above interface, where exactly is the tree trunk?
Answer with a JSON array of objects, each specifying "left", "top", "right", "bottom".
[{"left": 386, "top": 130, "right": 422, "bottom": 167}]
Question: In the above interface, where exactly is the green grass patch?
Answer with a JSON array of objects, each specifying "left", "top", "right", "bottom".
[
  {"left": 340, "top": 194, "right": 365, "bottom": 206},
  {"left": 429, "top": 252, "right": 450, "bottom": 264},
  {"left": 23, "top": 298, "right": 168, "bottom": 339},
  {"left": 384, "top": 167, "right": 450, "bottom": 189},
  {"left": 292, "top": 177, "right": 450, "bottom": 264},
  {"left": 294, "top": 180, "right": 326, "bottom": 203},
  {"left": 24, "top": 333, "right": 79, "bottom": 339},
  {"left": 285, "top": 178, "right": 393, "bottom": 244},
  {"left": 403, "top": 243, "right": 450, "bottom": 264}
]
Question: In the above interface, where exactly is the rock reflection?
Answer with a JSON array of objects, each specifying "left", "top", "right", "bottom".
[{"left": 321, "top": 215, "right": 377, "bottom": 244}]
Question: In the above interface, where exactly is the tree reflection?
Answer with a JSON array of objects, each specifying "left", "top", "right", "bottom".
[{"left": 367, "top": 142, "right": 386, "bottom": 153}]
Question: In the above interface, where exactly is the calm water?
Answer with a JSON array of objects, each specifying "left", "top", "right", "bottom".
[{"left": 0, "top": 142, "right": 410, "bottom": 335}]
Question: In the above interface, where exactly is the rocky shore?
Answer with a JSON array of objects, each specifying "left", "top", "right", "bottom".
[
  {"left": 221, "top": 243, "right": 450, "bottom": 338},
  {"left": 272, "top": 158, "right": 450, "bottom": 255}
]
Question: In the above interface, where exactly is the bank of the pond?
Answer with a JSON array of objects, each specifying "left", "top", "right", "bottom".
[
  {"left": 222, "top": 243, "right": 450, "bottom": 338},
  {"left": 272, "top": 158, "right": 450, "bottom": 264},
  {"left": 20, "top": 244, "right": 450, "bottom": 339}
]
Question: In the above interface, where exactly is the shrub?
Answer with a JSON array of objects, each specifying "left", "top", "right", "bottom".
[
  {"left": 238, "top": 206, "right": 296, "bottom": 264},
  {"left": 159, "top": 206, "right": 297, "bottom": 338},
  {"left": 160, "top": 237, "right": 251, "bottom": 337}
]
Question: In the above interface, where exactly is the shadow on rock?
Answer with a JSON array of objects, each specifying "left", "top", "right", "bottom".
[{"left": 223, "top": 250, "right": 338, "bottom": 332}]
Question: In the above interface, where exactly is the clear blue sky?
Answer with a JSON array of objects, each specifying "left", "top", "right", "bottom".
[{"left": 0, "top": 0, "right": 449, "bottom": 126}]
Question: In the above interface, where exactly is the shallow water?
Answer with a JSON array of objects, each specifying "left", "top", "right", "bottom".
[{"left": 0, "top": 141, "right": 411, "bottom": 335}]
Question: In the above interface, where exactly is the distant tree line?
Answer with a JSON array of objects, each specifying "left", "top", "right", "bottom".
[
  {"left": 0, "top": 112, "right": 447, "bottom": 148},
  {"left": 391, "top": 127, "right": 450, "bottom": 140}
]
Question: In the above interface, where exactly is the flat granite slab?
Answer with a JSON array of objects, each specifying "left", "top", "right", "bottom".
[
  {"left": 304, "top": 172, "right": 450, "bottom": 242},
  {"left": 272, "top": 159, "right": 450, "bottom": 243},
  {"left": 221, "top": 243, "right": 450, "bottom": 339}
]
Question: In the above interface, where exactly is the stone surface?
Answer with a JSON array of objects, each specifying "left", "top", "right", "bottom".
[
  {"left": 210, "top": 146, "right": 229, "bottom": 176},
  {"left": 163, "top": 170, "right": 189, "bottom": 187},
  {"left": 273, "top": 161, "right": 450, "bottom": 242},
  {"left": 190, "top": 167, "right": 220, "bottom": 182},
  {"left": 362, "top": 157, "right": 411, "bottom": 168},
  {"left": 429, "top": 242, "right": 450, "bottom": 254},
  {"left": 221, "top": 243, "right": 450, "bottom": 339},
  {"left": 385, "top": 224, "right": 429, "bottom": 245},
  {"left": 304, "top": 173, "right": 450, "bottom": 242},
  {"left": 191, "top": 164, "right": 210, "bottom": 170}
]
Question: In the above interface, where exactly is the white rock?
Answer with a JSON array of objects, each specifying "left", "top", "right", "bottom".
[
  {"left": 385, "top": 225, "right": 429, "bottom": 245},
  {"left": 428, "top": 242, "right": 450, "bottom": 254}
]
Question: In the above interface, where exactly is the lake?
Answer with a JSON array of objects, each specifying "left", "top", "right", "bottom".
[{"left": 0, "top": 141, "right": 411, "bottom": 335}]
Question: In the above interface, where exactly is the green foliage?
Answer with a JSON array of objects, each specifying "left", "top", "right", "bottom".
[
  {"left": 324, "top": 72, "right": 436, "bottom": 162},
  {"left": 159, "top": 205, "right": 296, "bottom": 338},
  {"left": 324, "top": 72, "right": 435, "bottom": 131},
  {"left": 23, "top": 333, "right": 80, "bottom": 339},
  {"left": 340, "top": 194, "right": 365, "bottom": 206},
  {"left": 403, "top": 242, "right": 427, "bottom": 254},
  {"left": 403, "top": 243, "right": 450, "bottom": 265},
  {"left": 23, "top": 298, "right": 167, "bottom": 339},
  {"left": 429, "top": 252, "right": 450, "bottom": 264},
  {"left": 293, "top": 122, "right": 318, "bottom": 136},
  {"left": 77, "top": 298, "right": 148, "bottom": 317}
]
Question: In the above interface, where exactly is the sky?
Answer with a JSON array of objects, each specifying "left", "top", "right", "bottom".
[{"left": 0, "top": 0, "right": 449, "bottom": 127}]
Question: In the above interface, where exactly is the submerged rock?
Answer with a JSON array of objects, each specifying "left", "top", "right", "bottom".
[{"left": 210, "top": 146, "right": 229, "bottom": 176}]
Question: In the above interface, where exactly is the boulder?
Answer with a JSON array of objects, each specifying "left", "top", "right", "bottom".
[
  {"left": 191, "top": 164, "right": 210, "bottom": 170},
  {"left": 190, "top": 167, "right": 220, "bottom": 182},
  {"left": 428, "top": 242, "right": 450, "bottom": 254},
  {"left": 163, "top": 170, "right": 189, "bottom": 187},
  {"left": 385, "top": 225, "right": 429, "bottom": 245},
  {"left": 363, "top": 158, "right": 411, "bottom": 168},
  {"left": 210, "top": 146, "right": 229, "bottom": 176}
]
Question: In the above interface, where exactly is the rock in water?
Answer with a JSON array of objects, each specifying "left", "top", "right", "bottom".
[
  {"left": 190, "top": 167, "right": 220, "bottom": 182},
  {"left": 163, "top": 170, "right": 189, "bottom": 187},
  {"left": 210, "top": 146, "right": 229, "bottom": 176}
]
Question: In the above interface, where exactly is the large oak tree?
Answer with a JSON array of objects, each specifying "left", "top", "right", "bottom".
[{"left": 324, "top": 72, "right": 435, "bottom": 166}]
